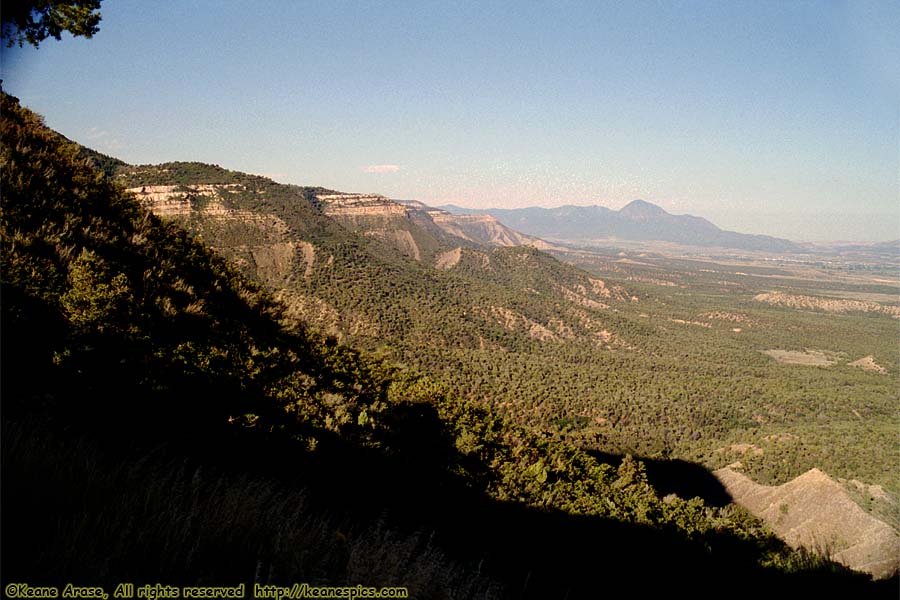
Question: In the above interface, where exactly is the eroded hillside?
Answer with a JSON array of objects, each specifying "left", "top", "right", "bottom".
[{"left": 716, "top": 466, "right": 900, "bottom": 578}]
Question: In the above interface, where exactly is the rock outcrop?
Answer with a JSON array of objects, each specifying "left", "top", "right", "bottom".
[
  {"left": 754, "top": 291, "right": 900, "bottom": 317},
  {"left": 128, "top": 184, "right": 313, "bottom": 286},
  {"left": 316, "top": 193, "right": 409, "bottom": 217}
]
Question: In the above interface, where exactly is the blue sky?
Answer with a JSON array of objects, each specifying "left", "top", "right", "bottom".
[{"left": 2, "top": 1, "right": 898, "bottom": 241}]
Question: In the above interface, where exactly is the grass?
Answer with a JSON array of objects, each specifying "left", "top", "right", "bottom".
[{"left": 1, "top": 420, "right": 501, "bottom": 598}]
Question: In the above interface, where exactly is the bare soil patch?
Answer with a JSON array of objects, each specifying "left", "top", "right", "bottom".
[
  {"left": 435, "top": 247, "right": 462, "bottom": 270},
  {"left": 848, "top": 355, "right": 888, "bottom": 374},
  {"left": 763, "top": 349, "right": 838, "bottom": 367}
]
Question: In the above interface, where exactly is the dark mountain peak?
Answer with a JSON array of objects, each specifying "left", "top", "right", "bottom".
[
  {"left": 446, "top": 200, "right": 800, "bottom": 252},
  {"left": 620, "top": 199, "right": 668, "bottom": 219}
]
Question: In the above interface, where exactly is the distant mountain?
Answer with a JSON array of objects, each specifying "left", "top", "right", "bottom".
[
  {"left": 812, "top": 239, "right": 900, "bottom": 261},
  {"left": 440, "top": 200, "right": 801, "bottom": 253}
]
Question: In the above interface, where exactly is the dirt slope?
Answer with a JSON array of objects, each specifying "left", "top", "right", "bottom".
[{"left": 715, "top": 467, "right": 899, "bottom": 578}]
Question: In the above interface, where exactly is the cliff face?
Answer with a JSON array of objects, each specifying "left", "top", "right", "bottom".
[
  {"left": 398, "top": 202, "right": 558, "bottom": 250},
  {"left": 128, "top": 184, "right": 316, "bottom": 287},
  {"left": 754, "top": 291, "right": 900, "bottom": 317},
  {"left": 429, "top": 213, "right": 541, "bottom": 247},
  {"left": 128, "top": 184, "right": 218, "bottom": 217},
  {"left": 130, "top": 184, "right": 273, "bottom": 223},
  {"left": 317, "top": 193, "right": 410, "bottom": 218},
  {"left": 315, "top": 194, "right": 448, "bottom": 262},
  {"left": 314, "top": 194, "right": 560, "bottom": 262},
  {"left": 132, "top": 188, "right": 559, "bottom": 268}
]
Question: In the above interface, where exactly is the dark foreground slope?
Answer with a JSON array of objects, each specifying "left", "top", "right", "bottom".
[{"left": 2, "top": 93, "right": 895, "bottom": 598}]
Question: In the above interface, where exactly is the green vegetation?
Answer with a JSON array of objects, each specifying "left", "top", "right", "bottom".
[
  {"left": 1, "top": 0, "right": 102, "bottom": 48},
  {"left": 555, "top": 250, "right": 899, "bottom": 496}
]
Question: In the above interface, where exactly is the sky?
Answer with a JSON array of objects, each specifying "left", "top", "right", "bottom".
[{"left": 2, "top": 0, "right": 898, "bottom": 242}]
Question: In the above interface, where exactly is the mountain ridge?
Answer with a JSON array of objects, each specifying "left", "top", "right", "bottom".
[{"left": 438, "top": 201, "right": 801, "bottom": 252}]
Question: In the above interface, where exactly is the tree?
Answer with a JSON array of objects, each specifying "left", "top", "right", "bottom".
[
  {"left": 1, "top": 0, "right": 101, "bottom": 48},
  {"left": 60, "top": 248, "right": 132, "bottom": 333}
]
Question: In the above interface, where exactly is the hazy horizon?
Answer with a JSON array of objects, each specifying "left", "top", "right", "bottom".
[
  {"left": 2, "top": 1, "right": 898, "bottom": 242},
  {"left": 432, "top": 198, "right": 900, "bottom": 244}
]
